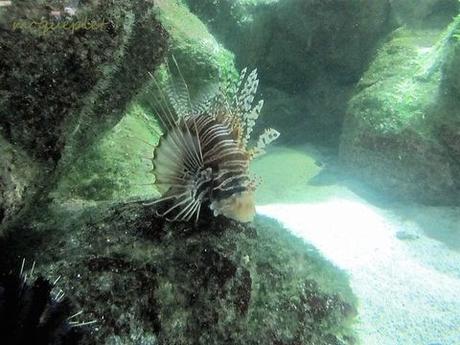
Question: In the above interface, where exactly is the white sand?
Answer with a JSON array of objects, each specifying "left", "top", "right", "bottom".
[{"left": 252, "top": 146, "right": 460, "bottom": 345}]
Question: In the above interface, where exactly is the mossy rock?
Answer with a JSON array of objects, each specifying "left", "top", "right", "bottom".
[
  {"left": 0, "top": 0, "right": 167, "bottom": 227},
  {"left": 154, "top": 0, "right": 237, "bottom": 96},
  {"left": 184, "top": 0, "right": 392, "bottom": 146},
  {"left": 437, "top": 14, "right": 460, "bottom": 196},
  {"left": 390, "top": 0, "right": 459, "bottom": 28},
  {"left": 0, "top": 201, "right": 357, "bottom": 345},
  {"left": 339, "top": 27, "right": 460, "bottom": 204},
  {"left": 53, "top": 0, "right": 239, "bottom": 203},
  {"left": 53, "top": 104, "right": 161, "bottom": 202},
  {"left": 0, "top": 135, "right": 42, "bottom": 227},
  {"left": 0, "top": 0, "right": 166, "bottom": 165}
]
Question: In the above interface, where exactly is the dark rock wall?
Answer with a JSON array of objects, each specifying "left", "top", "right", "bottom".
[
  {"left": 185, "top": 0, "right": 393, "bottom": 147},
  {"left": 0, "top": 202, "right": 357, "bottom": 345},
  {"left": 0, "top": 136, "right": 41, "bottom": 226},
  {"left": 0, "top": 0, "right": 167, "bottom": 226}
]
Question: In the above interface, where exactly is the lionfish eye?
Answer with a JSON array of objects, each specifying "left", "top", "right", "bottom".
[{"left": 144, "top": 59, "right": 280, "bottom": 224}]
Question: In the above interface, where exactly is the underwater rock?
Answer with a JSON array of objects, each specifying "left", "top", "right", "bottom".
[
  {"left": 0, "top": 135, "right": 41, "bottom": 228},
  {"left": 438, "top": 15, "right": 460, "bottom": 195},
  {"left": 0, "top": 202, "right": 357, "bottom": 345},
  {"left": 0, "top": 0, "right": 166, "bottom": 165},
  {"left": 390, "top": 0, "right": 459, "bottom": 28},
  {"left": 0, "top": 0, "right": 167, "bottom": 225},
  {"left": 339, "top": 25, "right": 460, "bottom": 204},
  {"left": 51, "top": 104, "right": 162, "bottom": 202},
  {"left": 52, "top": 0, "right": 239, "bottom": 203},
  {"left": 185, "top": 0, "right": 392, "bottom": 146},
  {"left": 153, "top": 0, "right": 237, "bottom": 96}
]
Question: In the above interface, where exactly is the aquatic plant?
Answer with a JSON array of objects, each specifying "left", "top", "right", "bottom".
[{"left": 145, "top": 60, "right": 279, "bottom": 223}]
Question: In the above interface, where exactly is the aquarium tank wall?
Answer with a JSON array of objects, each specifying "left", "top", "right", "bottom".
[{"left": 0, "top": 0, "right": 459, "bottom": 344}]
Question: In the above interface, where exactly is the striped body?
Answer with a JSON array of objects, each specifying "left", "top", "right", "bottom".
[
  {"left": 146, "top": 61, "right": 279, "bottom": 223},
  {"left": 153, "top": 114, "right": 252, "bottom": 222}
]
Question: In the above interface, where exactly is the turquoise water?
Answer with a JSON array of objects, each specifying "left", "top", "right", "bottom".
[{"left": 0, "top": 1, "right": 459, "bottom": 344}]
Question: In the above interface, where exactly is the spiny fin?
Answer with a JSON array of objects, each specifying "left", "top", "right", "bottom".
[{"left": 251, "top": 128, "right": 280, "bottom": 158}]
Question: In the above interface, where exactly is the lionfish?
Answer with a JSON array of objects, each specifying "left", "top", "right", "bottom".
[{"left": 145, "top": 59, "right": 279, "bottom": 223}]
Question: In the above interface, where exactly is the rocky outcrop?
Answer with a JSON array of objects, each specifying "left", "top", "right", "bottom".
[
  {"left": 0, "top": 0, "right": 166, "bottom": 165},
  {"left": 53, "top": 0, "right": 238, "bottom": 202},
  {"left": 390, "top": 0, "right": 459, "bottom": 28},
  {"left": 0, "top": 202, "right": 357, "bottom": 345},
  {"left": 0, "top": 135, "right": 41, "bottom": 227},
  {"left": 0, "top": 0, "right": 167, "bottom": 226},
  {"left": 185, "top": 0, "right": 392, "bottom": 146},
  {"left": 339, "top": 22, "right": 460, "bottom": 204}
]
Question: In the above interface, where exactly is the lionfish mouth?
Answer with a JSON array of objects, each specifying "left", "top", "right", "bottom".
[{"left": 144, "top": 57, "right": 279, "bottom": 223}]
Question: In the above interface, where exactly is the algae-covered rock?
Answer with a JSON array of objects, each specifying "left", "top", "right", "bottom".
[
  {"left": 0, "top": 0, "right": 167, "bottom": 225},
  {"left": 390, "top": 0, "right": 459, "bottom": 28},
  {"left": 438, "top": 15, "right": 460, "bottom": 196},
  {"left": 154, "top": 0, "right": 237, "bottom": 94},
  {"left": 0, "top": 0, "right": 166, "bottom": 165},
  {"left": 0, "top": 135, "right": 41, "bottom": 227},
  {"left": 185, "top": 0, "right": 392, "bottom": 146},
  {"left": 53, "top": 104, "right": 161, "bottom": 202},
  {"left": 339, "top": 25, "right": 460, "bottom": 204},
  {"left": 0, "top": 202, "right": 357, "bottom": 345},
  {"left": 52, "top": 0, "right": 239, "bottom": 203}
]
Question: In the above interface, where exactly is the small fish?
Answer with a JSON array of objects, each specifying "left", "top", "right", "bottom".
[{"left": 144, "top": 58, "right": 279, "bottom": 223}]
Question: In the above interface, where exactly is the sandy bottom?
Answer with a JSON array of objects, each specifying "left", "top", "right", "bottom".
[{"left": 252, "top": 146, "right": 460, "bottom": 345}]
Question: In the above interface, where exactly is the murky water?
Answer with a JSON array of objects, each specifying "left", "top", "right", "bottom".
[{"left": 1, "top": 1, "right": 459, "bottom": 344}]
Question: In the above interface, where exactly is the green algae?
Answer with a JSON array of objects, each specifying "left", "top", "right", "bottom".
[
  {"left": 53, "top": 104, "right": 161, "bottom": 201},
  {"left": 52, "top": 0, "right": 239, "bottom": 203},
  {"left": 0, "top": 199, "right": 357, "bottom": 345},
  {"left": 154, "top": 0, "right": 237, "bottom": 96},
  {"left": 340, "top": 24, "right": 460, "bottom": 204}
]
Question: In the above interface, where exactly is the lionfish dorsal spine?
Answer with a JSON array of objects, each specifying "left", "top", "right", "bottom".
[
  {"left": 251, "top": 128, "right": 281, "bottom": 158},
  {"left": 147, "top": 59, "right": 279, "bottom": 223},
  {"left": 163, "top": 56, "right": 193, "bottom": 119}
]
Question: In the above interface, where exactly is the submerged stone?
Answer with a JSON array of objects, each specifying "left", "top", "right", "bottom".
[
  {"left": 339, "top": 25, "right": 460, "bottom": 204},
  {"left": 52, "top": 0, "right": 239, "bottom": 204},
  {"left": 0, "top": 201, "right": 357, "bottom": 345},
  {"left": 185, "top": 0, "right": 392, "bottom": 147},
  {"left": 0, "top": 0, "right": 168, "bottom": 228}
]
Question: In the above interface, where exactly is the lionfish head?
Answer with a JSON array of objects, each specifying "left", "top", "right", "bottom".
[{"left": 145, "top": 58, "right": 279, "bottom": 223}]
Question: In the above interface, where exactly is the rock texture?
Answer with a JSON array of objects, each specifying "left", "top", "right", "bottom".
[
  {"left": 185, "top": 0, "right": 392, "bottom": 146},
  {"left": 339, "top": 22, "right": 460, "bottom": 204},
  {"left": 0, "top": 135, "right": 41, "bottom": 227},
  {"left": 0, "top": 0, "right": 168, "bottom": 226},
  {"left": 390, "top": 0, "right": 459, "bottom": 28},
  {"left": 0, "top": 202, "right": 357, "bottom": 345}
]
